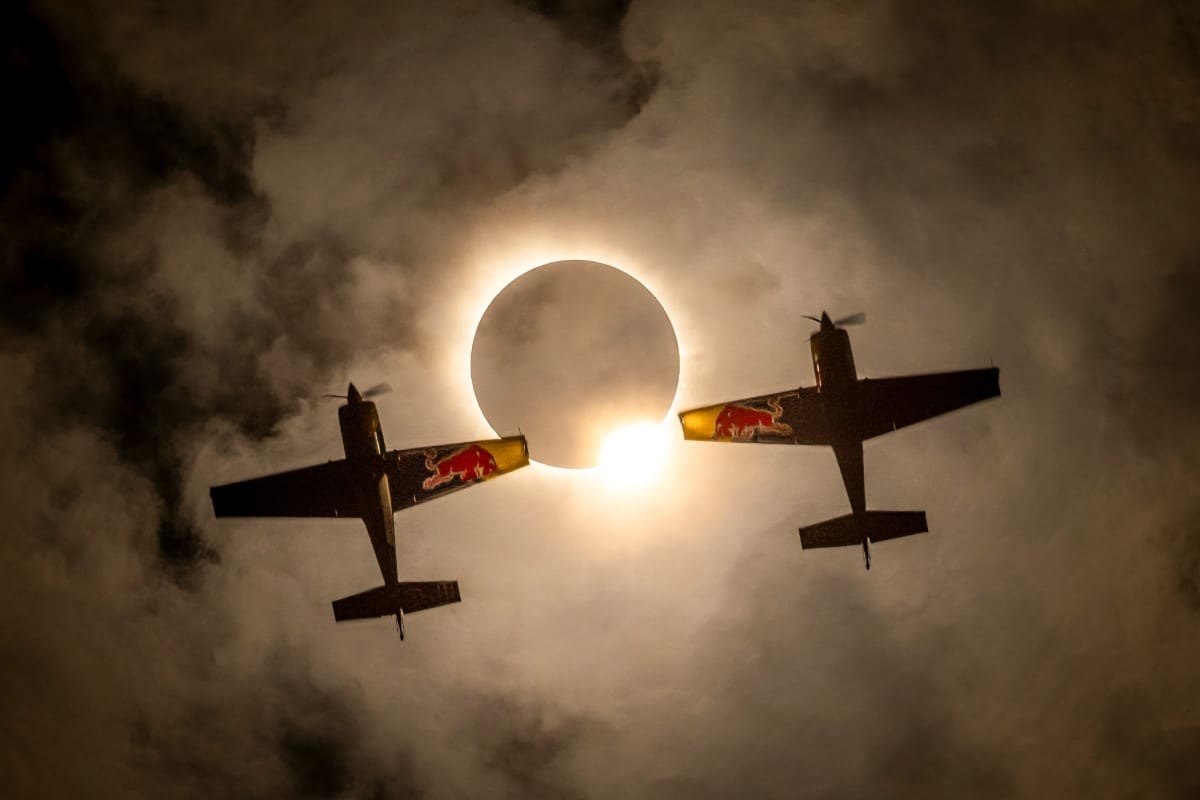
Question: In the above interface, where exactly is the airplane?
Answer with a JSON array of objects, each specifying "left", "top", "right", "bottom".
[
  {"left": 210, "top": 382, "right": 529, "bottom": 638},
  {"left": 678, "top": 312, "right": 1000, "bottom": 569}
]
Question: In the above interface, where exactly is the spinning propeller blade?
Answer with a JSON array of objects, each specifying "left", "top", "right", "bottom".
[
  {"left": 322, "top": 382, "right": 392, "bottom": 400},
  {"left": 803, "top": 311, "right": 866, "bottom": 333},
  {"left": 362, "top": 382, "right": 393, "bottom": 399}
]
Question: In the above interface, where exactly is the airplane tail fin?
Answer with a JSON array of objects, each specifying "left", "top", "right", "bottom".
[
  {"left": 332, "top": 581, "right": 461, "bottom": 623},
  {"left": 798, "top": 511, "right": 927, "bottom": 549}
]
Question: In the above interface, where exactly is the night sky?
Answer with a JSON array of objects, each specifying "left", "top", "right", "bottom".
[{"left": 4, "top": 1, "right": 1200, "bottom": 797}]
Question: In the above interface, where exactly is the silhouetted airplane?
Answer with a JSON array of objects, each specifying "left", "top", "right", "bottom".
[
  {"left": 679, "top": 313, "right": 999, "bottom": 569},
  {"left": 210, "top": 383, "right": 528, "bottom": 638}
]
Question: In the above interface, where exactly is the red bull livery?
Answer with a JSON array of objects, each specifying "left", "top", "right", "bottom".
[
  {"left": 713, "top": 397, "right": 794, "bottom": 440},
  {"left": 422, "top": 444, "right": 500, "bottom": 490},
  {"left": 679, "top": 311, "right": 1000, "bottom": 570},
  {"left": 210, "top": 382, "right": 529, "bottom": 638}
]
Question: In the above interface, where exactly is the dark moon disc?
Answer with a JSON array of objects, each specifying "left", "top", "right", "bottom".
[{"left": 471, "top": 260, "right": 680, "bottom": 469}]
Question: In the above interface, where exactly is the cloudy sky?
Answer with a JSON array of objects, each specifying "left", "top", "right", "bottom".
[{"left": 4, "top": 1, "right": 1200, "bottom": 797}]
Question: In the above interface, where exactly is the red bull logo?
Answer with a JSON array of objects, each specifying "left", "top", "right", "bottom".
[
  {"left": 422, "top": 444, "right": 499, "bottom": 490},
  {"left": 714, "top": 397, "right": 793, "bottom": 440}
]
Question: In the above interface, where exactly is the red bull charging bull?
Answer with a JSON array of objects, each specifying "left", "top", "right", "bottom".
[
  {"left": 422, "top": 444, "right": 499, "bottom": 490},
  {"left": 713, "top": 397, "right": 793, "bottom": 440}
]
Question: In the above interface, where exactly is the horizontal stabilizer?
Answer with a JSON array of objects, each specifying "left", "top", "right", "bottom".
[
  {"left": 798, "top": 511, "right": 928, "bottom": 549},
  {"left": 331, "top": 581, "right": 461, "bottom": 622},
  {"left": 798, "top": 514, "right": 859, "bottom": 549}
]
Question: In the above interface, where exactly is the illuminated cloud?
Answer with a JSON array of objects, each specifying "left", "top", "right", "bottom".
[{"left": 3, "top": 1, "right": 1200, "bottom": 797}]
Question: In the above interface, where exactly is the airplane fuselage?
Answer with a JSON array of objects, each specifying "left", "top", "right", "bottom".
[
  {"left": 810, "top": 314, "right": 868, "bottom": 525},
  {"left": 811, "top": 321, "right": 857, "bottom": 397},
  {"left": 338, "top": 385, "right": 398, "bottom": 587}
]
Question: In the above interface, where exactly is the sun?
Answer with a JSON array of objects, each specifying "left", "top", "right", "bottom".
[
  {"left": 468, "top": 259, "right": 680, "bottom": 469},
  {"left": 595, "top": 420, "right": 673, "bottom": 489}
]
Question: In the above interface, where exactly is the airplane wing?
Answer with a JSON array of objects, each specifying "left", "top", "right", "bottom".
[
  {"left": 856, "top": 367, "right": 1000, "bottom": 440},
  {"left": 210, "top": 460, "right": 362, "bottom": 518},
  {"left": 679, "top": 386, "right": 831, "bottom": 445},
  {"left": 210, "top": 436, "right": 529, "bottom": 518},
  {"left": 386, "top": 435, "right": 529, "bottom": 510}
]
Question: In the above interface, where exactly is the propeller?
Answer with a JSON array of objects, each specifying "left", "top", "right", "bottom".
[
  {"left": 361, "top": 382, "right": 393, "bottom": 398},
  {"left": 322, "top": 382, "right": 393, "bottom": 400},
  {"left": 802, "top": 311, "right": 867, "bottom": 329}
]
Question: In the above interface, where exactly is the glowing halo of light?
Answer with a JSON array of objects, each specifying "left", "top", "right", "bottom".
[{"left": 595, "top": 421, "right": 674, "bottom": 489}]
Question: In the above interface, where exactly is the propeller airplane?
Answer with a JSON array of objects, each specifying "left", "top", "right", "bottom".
[
  {"left": 210, "top": 382, "right": 529, "bottom": 639},
  {"left": 679, "top": 312, "right": 1000, "bottom": 569}
]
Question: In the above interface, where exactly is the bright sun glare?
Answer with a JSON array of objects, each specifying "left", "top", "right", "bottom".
[{"left": 596, "top": 421, "right": 673, "bottom": 488}]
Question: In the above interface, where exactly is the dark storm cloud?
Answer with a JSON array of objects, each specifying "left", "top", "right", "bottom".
[
  {"left": 622, "top": 513, "right": 1017, "bottom": 799},
  {"left": 1168, "top": 510, "right": 1200, "bottom": 612},
  {"left": 1100, "top": 686, "right": 1200, "bottom": 797},
  {"left": 458, "top": 691, "right": 597, "bottom": 800},
  {"left": 1116, "top": 261, "right": 1200, "bottom": 610},
  {"left": 4, "top": 0, "right": 657, "bottom": 567},
  {"left": 517, "top": 0, "right": 659, "bottom": 113},
  {"left": 520, "top": 0, "right": 631, "bottom": 51},
  {"left": 1122, "top": 261, "right": 1200, "bottom": 442},
  {"left": 3, "top": 0, "right": 650, "bottom": 796},
  {"left": 649, "top": 3, "right": 1200, "bottom": 795},
  {"left": 2, "top": 3, "right": 261, "bottom": 570},
  {"left": 1, "top": 5, "right": 254, "bottom": 335},
  {"left": 126, "top": 650, "right": 377, "bottom": 798},
  {"left": 6, "top": 0, "right": 1200, "bottom": 798}
]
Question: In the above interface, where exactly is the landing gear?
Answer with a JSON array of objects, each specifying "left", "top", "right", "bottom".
[
  {"left": 395, "top": 609, "right": 406, "bottom": 641},
  {"left": 862, "top": 538, "right": 871, "bottom": 571}
]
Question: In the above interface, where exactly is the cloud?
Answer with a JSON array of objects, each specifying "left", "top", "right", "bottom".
[
  {"left": 4, "top": 1, "right": 653, "bottom": 796},
  {"left": 4, "top": 0, "right": 1200, "bottom": 797}
]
